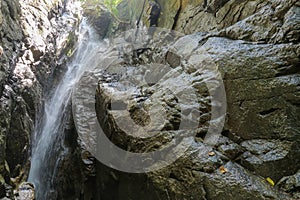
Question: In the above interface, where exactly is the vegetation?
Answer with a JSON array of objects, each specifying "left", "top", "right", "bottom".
[
  {"left": 104, "top": 0, "right": 123, "bottom": 16},
  {"left": 81, "top": 0, "right": 122, "bottom": 17}
]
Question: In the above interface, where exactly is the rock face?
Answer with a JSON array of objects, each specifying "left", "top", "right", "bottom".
[
  {"left": 78, "top": 0, "right": 300, "bottom": 199},
  {"left": 83, "top": 3, "right": 114, "bottom": 38},
  {"left": 0, "top": 0, "right": 298, "bottom": 199},
  {"left": 0, "top": 0, "right": 81, "bottom": 198}
]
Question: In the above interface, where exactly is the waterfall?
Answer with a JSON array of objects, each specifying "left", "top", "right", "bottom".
[{"left": 28, "top": 19, "right": 104, "bottom": 199}]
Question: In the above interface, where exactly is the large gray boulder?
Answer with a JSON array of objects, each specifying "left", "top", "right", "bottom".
[
  {"left": 69, "top": 1, "right": 300, "bottom": 199},
  {"left": 91, "top": 32, "right": 299, "bottom": 198}
]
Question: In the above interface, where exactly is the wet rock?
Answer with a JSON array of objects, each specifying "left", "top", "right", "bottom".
[
  {"left": 240, "top": 140, "right": 300, "bottom": 182},
  {"left": 0, "top": 0, "right": 82, "bottom": 197},
  {"left": 0, "top": 0, "right": 296, "bottom": 199},
  {"left": 53, "top": 148, "right": 85, "bottom": 200},
  {"left": 16, "top": 182, "right": 35, "bottom": 200},
  {"left": 203, "top": 161, "right": 288, "bottom": 199},
  {"left": 83, "top": 4, "right": 113, "bottom": 38},
  {"left": 277, "top": 170, "right": 300, "bottom": 198},
  {"left": 140, "top": 0, "right": 264, "bottom": 33},
  {"left": 91, "top": 11, "right": 112, "bottom": 38},
  {"left": 86, "top": 24, "right": 298, "bottom": 198},
  {"left": 135, "top": 0, "right": 300, "bottom": 44},
  {"left": 199, "top": 36, "right": 300, "bottom": 185},
  {"left": 82, "top": 0, "right": 300, "bottom": 195},
  {"left": 197, "top": 37, "right": 300, "bottom": 143},
  {"left": 273, "top": 4, "right": 300, "bottom": 43},
  {"left": 6, "top": 95, "right": 33, "bottom": 178},
  {"left": 0, "top": 183, "right": 5, "bottom": 198},
  {"left": 205, "top": 0, "right": 230, "bottom": 14},
  {"left": 219, "top": 0, "right": 300, "bottom": 43},
  {"left": 0, "top": 182, "right": 13, "bottom": 199},
  {"left": 216, "top": 136, "right": 243, "bottom": 160}
]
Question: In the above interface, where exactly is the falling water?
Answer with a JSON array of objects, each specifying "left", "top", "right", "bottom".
[{"left": 28, "top": 19, "right": 104, "bottom": 199}]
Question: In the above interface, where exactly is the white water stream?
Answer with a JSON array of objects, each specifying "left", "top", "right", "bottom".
[{"left": 28, "top": 19, "right": 104, "bottom": 199}]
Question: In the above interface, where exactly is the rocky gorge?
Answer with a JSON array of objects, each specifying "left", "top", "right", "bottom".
[
  {"left": 0, "top": 0, "right": 82, "bottom": 198},
  {"left": 0, "top": 0, "right": 299, "bottom": 199}
]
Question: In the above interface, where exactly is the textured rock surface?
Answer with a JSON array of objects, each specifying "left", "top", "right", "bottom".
[
  {"left": 77, "top": 0, "right": 300, "bottom": 199},
  {"left": 0, "top": 0, "right": 299, "bottom": 199},
  {"left": 146, "top": 0, "right": 300, "bottom": 43},
  {"left": 82, "top": 0, "right": 144, "bottom": 38},
  {"left": 92, "top": 34, "right": 298, "bottom": 199},
  {"left": 278, "top": 170, "right": 300, "bottom": 199},
  {"left": 83, "top": 3, "right": 114, "bottom": 38},
  {"left": 0, "top": 0, "right": 81, "bottom": 198}
]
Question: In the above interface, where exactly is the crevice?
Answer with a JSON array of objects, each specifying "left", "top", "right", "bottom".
[
  {"left": 195, "top": 128, "right": 208, "bottom": 139},
  {"left": 217, "top": 3, "right": 232, "bottom": 24},
  {"left": 198, "top": 38, "right": 209, "bottom": 46},
  {"left": 205, "top": 0, "right": 231, "bottom": 16},
  {"left": 275, "top": 65, "right": 300, "bottom": 77},
  {"left": 228, "top": 93, "right": 289, "bottom": 104},
  {"left": 171, "top": 0, "right": 182, "bottom": 30},
  {"left": 288, "top": 186, "right": 300, "bottom": 194},
  {"left": 236, "top": 1, "right": 247, "bottom": 22},
  {"left": 182, "top": 6, "right": 205, "bottom": 30},
  {"left": 136, "top": 0, "right": 146, "bottom": 28},
  {"left": 169, "top": 172, "right": 184, "bottom": 182},
  {"left": 259, "top": 108, "right": 280, "bottom": 116},
  {"left": 203, "top": 180, "right": 210, "bottom": 200},
  {"left": 203, "top": 0, "right": 208, "bottom": 8},
  {"left": 287, "top": 100, "right": 300, "bottom": 107},
  {"left": 221, "top": 130, "right": 230, "bottom": 137}
]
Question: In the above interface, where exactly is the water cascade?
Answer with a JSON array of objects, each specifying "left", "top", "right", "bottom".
[{"left": 28, "top": 20, "right": 103, "bottom": 199}]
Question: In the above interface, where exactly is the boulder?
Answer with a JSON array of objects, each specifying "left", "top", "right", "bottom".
[
  {"left": 241, "top": 140, "right": 300, "bottom": 182},
  {"left": 76, "top": 22, "right": 299, "bottom": 198}
]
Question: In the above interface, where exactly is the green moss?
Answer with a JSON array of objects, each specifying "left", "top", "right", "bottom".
[
  {"left": 82, "top": 0, "right": 126, "bottom": 21},
  {"left": 104, "top": 0, "right": 122, "bottom": 16}
]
